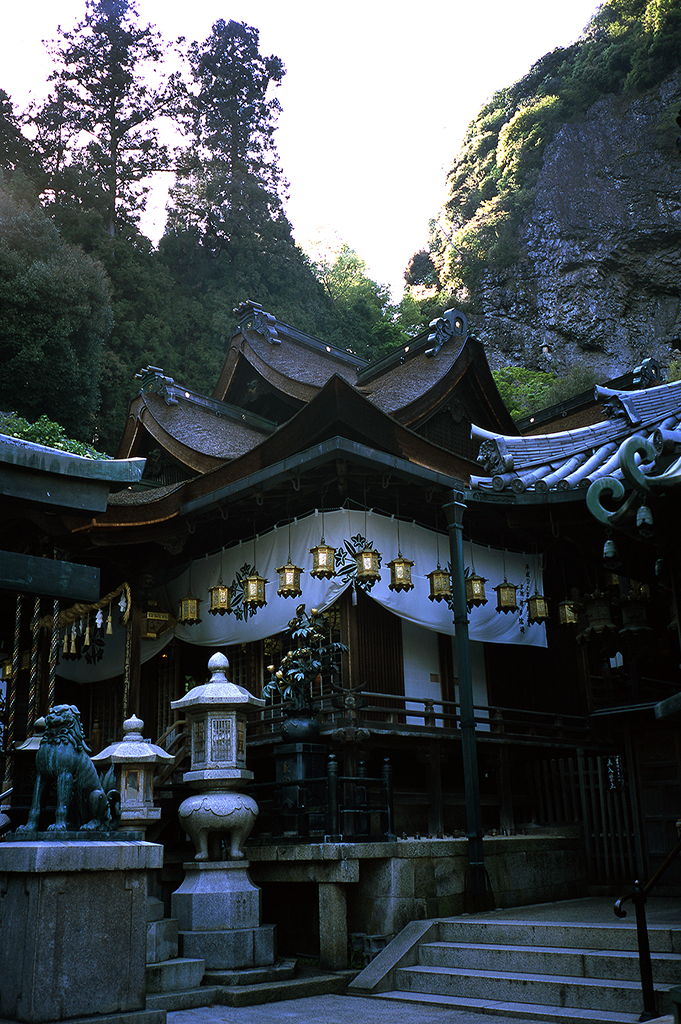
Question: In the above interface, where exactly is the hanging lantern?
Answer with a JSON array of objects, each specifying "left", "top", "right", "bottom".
[
  {"left": 603, "top": 536, "right": 621, "bottom": 569},
  {"left": 276, "top": 561, "right": 304, "bottom": 598},
  {"left": 527, "top": 590, "right": 550, "bottom": 624},
  {"left": 636, "top": 504, "right": 653, "bottom": 538},
  {"left": 494, "top": 578, "right": 518, "bottom": 614},
  {"left": 558, "top": 599, "right": 578, "bottom": 626},
  {"left": 465, "top": 572, "right": 488, "bottom": 609},
  {"left": 143, "top": 600, "right": 176, "bottom": 638},
  {"left": 388, "top": 554, "right": 414, "bottom": 592},
  {"left": 208, "top": 580, "right": 231, "bottom": 616},
  {"left": 310, "top": 542, "right": 336, "bottom": 579},
  {"left": 178, "top": 591, "right": 201, "bottom": 625},
  {"left": 355, "top": 547, "right": 381, "bottom": 584},
  {"left": 244, "top": 571, "right": 267, "bottom": 609},
  {"left": 577, "top": 590, "right": 617, "bottom": 641},
  {"left": 428, "top": 565, "right": 452, "bottom": 603}
]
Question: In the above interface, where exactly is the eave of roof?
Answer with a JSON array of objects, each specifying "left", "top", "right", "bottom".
[{"left": 470, "top": 379, "right": 681, "bottom": 499}]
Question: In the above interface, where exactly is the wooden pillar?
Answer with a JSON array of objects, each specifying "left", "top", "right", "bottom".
[{"left": 124, "top": 601, "right": 143, "bottom": 719}]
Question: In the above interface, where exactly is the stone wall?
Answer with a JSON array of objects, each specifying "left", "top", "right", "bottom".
[{"left": 248, "top": 832, "right": 588, "bottom": 968}]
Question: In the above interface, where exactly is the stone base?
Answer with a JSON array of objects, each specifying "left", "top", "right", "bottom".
[
  {"left": 180, "top": 924, "right": 276, "bottom": 969},
  {"left": 202, "top": 957, "right": 295, "bottom": 987},
  {"left": 172, "top": 860, "right": 261, "bottom": 931},
  {"left": 0, "top": 841, "right": 162, "bottom": 1024}
]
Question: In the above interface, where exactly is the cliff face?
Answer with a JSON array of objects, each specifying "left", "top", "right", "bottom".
[{"left": 477, "top": 71, "right": 681, "bottom": 379}]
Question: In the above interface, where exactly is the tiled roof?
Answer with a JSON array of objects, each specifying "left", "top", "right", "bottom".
[{"left": 471, "top": 379, "right": 681, "bottom": 494}]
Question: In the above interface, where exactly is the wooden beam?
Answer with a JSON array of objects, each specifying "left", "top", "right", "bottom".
[{"left": 0, "top": 551, "right": 100, "bottom": 601}]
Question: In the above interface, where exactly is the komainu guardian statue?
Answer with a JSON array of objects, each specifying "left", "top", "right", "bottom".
[{"left": 16, "top": 704, "right": 120, "bottom": 833}]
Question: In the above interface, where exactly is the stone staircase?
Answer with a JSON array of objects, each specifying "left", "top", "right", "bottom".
[{"left": 348, "top": 900, "right": 681, "bottom": 1023}]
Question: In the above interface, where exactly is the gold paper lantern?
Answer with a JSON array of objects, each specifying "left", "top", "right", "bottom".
[
  {"left": 527, "top": 590, "right": 550, "bottom": 624},
  {"left": 355, "top": 547, "right": 381, "bottom": 584},
  {"left": 494, "top": 578, "right": 518, "bottom": 614},
  {"left": 310, "top": 542, "right": 336, "bottom": 579},
  {"left": 388, "top": 555, "right": 414, "bottom": 592},
  {"left": 244, "top": 572, "right": 267, "bottom": 609},
  {"left": 558, "top": 599, "right": 578, "bottom": 626},
  {"left": 427, "top": 566, "right": 451, "bottom": 603},
  {"left": 208, "top": 580, "right": 231, "bottom": 616},
  {"left": 276, "top": 561, "right": 304, "bottom": 598},
  {"left": 465, "top": 573, "right": 488, "bottom": 609}
]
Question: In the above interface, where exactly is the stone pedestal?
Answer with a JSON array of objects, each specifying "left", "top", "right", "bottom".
[
  {"left": 171, "top": 860, "right": 276, "bottom": 971},
  {"left": 0, "top": 841, "right": 165, "bottom": 1024}
]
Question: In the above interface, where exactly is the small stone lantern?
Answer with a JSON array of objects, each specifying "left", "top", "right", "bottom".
[
  {"left": 92, "top": 714, "right": 173, "bottom": 834},
  {"left": 170, "top": 652, "right": 264, "bottom": 860}
]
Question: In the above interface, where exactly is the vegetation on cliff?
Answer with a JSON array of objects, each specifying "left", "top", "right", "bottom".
[{"left": 419, "top": 0, "right": 681, "bottom": 303}]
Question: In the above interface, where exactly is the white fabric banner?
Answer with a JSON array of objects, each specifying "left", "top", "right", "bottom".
[
  {"left": 56, "top": 508, "right": 546, "bottom": 683},
  {"left": 168, "top": 508, "right": 546, "bottom": 648}
]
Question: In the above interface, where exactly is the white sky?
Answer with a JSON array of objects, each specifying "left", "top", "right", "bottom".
[{"left": 1, "top": 0, "right": 603, "bottom": 297}]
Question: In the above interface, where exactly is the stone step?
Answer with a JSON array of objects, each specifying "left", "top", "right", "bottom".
[
  {"left": 370, "top": 989, "right": 647, "bottom": 1024},
  {"left": 145, "top": 957, "right": 205, "bottom": 994},
  {"left": 438, "top": 916, "right": 681, "bottom": 953},
  {"left": 396, "top": 964, "right": 670, "bottom": 1015},
  {"left": 146, "top": 967, "right": 351, "bottom": 1011},
  {"left": 419, "top": 940, "right": 681, "bottom": 983}
]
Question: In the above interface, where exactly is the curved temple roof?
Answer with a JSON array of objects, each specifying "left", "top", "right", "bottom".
[{"left": 471, "top": 379, "right": 681, "bottom": 497}]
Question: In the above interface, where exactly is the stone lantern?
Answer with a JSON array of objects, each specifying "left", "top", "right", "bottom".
[
  {"left": 170, "top": 651, "right": 263, "bottom": 859},
  {"left": 170, "top": 652, "right": 276, "bottom": 974},
  {"left": 92, "top": 714, "right": 173, "bottom": 834}
]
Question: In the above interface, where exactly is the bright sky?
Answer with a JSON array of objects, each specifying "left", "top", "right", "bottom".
[{"left": 1, "top": 0, "right": 603, "bottom": 297}]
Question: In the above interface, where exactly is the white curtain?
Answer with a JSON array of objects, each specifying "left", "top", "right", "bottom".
[{"left": 56, "top": 508, "right": 546, "bottom": 683}]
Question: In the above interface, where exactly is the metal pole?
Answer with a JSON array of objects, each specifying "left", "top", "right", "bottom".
[{"left": 443, "top": 489, "right": 486, "bottom": 902}]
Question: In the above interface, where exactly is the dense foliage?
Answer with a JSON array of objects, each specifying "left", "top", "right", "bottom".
[
  {"left": 0, "top": 2, "right": 403, "bottom": 452},
  {"left": 418, "top": 0, "right": 681, "bottom": 301},
  {"left": 0, "top": 411, "right": 110, "bottom": 458},
  {"left": 492, "top": 363, "right": 598, "bottom": 420}
]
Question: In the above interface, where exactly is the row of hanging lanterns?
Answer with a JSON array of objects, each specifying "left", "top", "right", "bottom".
[{"left": 177, "top": 518, "right": 550, "bottom": 626}]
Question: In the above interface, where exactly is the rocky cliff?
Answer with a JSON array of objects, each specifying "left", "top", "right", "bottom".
[{"left": 476, "top": 70, "right": 681, "bottom": 380}]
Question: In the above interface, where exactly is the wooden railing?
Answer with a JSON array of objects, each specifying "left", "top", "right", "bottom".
[{"left": 154, "top": 717, "right": 189, "bottom": 785}]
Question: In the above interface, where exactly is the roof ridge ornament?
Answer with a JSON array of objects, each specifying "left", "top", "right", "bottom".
[
  {"left": 426, "top": 308, "right": 468, "bottom": 357},
  {"left": 233, "top": 299, "right": 280, "bottom": 344}
]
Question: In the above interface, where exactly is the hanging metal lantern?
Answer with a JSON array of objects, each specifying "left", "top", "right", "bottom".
[
  {"left": 527, "top": 590, "right": 550, "bottom": 624},
  {"left": 388, "top": 554, "right": 414, "bottom": 592},
  {"left": 143, "top": 600, "right": 176, "bottom": 638},
  {"left": 427, "top": 565, "right": 452, "bottom": 603},
  {"left": 178, "top": 591, "right": 202, "bottom": 625},
  {"left": 208, "top": 580, "right": 231, "bottom": 616},
  {"left": 244, "top": 571, "right": 267, "bottom": 609},
  {"left": 355, "top": 547, "right": 381, "bottom": 584},
  {"left": 578, "top": 590, "right": 617, "bottom": 640},
  {"left": 310, "top": 542, "right": 336, "bottom": 579},
  {"left": 494, "top": 578, "right": 518, "bottom": 614},
  {"left": 465, "top": 572, "right": 488, "bottom": 609},
  {"left": 636, "top": 504, "right": 653, "bottom": 538},
  {"left": 558, "top": 599, "right": 578, "bottom": 626},
  {"left": 276, "top": 561, "right": 304, "bottom": 598},
  {"left": 603, "top": 536, "right": 621, "bottom": 569}
]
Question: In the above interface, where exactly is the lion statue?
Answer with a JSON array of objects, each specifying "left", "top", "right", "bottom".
[{"left": 16, "top": 704, "right": 120, "bottom": 834}]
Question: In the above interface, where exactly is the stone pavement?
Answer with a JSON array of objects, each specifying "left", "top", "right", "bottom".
[{"left": 167, "top": 993, "right": 551, "bottom": 1024}]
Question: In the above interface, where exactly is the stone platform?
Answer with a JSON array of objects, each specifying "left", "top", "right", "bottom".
[{"left": 0, "top": 840, "right": 163, "bottom": 1024}]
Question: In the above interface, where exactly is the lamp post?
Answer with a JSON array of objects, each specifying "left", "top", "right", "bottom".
[{"left": 443, "top": 487, "right": 486, "bottom": 906}]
